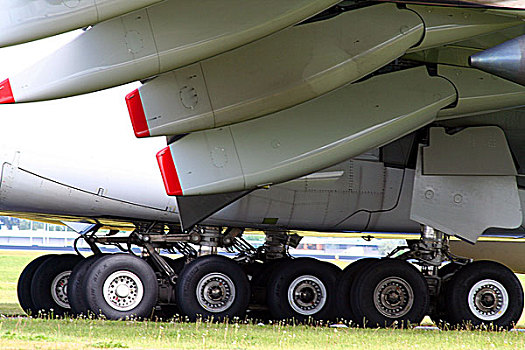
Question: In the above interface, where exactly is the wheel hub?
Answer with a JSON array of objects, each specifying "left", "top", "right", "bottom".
[
  {"left": 288, "top": 275, "right": 327, "bottom": 315},
  {"left": 374, "top": 277, "right": 414, "bottom": 318},
  {"left": 468, "top": 279, "right": 508, "bottom": 321},
  {"left": 103, "top": 271, "right": 144, "bottom": 312},
  {"left": 51, "top": 271, "right": 72, "bottom": 309},
  {"left": 116, "top": 284, "right": 131, "bottom": 298},
  {"left": 196, "top": 273, "right": 236, "bottom": 313}
]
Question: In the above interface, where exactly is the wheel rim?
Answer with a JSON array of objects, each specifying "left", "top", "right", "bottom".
[
  {"left": 287, "top": 275, "right": 327, "bottom": 315},
  {"left": 467, "top": 279, "right": 509, "bottom": 321},
  {"left": 373, "top": 277, "right": 414, "bottom": 318},
  {"left": 196, "top": 273, "right": 236, "bottom": 313},
  {"left": 51, "top": 271, "right": 71, "bottom": 309},
  {"left": 102, "top": 271, "right": 144, "bottom": 312}
]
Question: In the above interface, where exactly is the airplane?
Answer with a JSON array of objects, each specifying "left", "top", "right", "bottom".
[{"left": 2, "top": 0, "right": 525, "bottom": 329}]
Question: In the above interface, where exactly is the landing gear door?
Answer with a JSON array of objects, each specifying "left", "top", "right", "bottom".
[{"left": 410, "top": 126, "right": 522, "bottom": 243}]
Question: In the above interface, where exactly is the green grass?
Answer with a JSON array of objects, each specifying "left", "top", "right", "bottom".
[
  {"left": 1, "top": 251, "right": 525, "bottom": 349},
  {"left": 1, "top": 317, "right": 525, "bottom": 350}
]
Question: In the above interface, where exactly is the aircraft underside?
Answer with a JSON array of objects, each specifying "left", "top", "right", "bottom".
[{"left": 4, "top": 0, "right": 525, "bottom": 329}]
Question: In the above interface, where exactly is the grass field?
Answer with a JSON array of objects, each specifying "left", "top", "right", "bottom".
[{"left": 1, "top": 251, "right": 525, "bottom": 349}]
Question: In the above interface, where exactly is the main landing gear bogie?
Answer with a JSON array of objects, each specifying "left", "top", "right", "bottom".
[{"left": 15, "top": 224, "right": 525, "bottom": 330}]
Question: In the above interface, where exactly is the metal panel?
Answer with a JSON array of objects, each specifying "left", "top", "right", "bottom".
[
  {"left": 0, "top": 0, "right": 162, "bottom": 47},
  {"left": 4, "top": 0, "right": 339, "bottom": 103},
  {"left": 160, "top": 67, "right": 456, "bottom": 196},
  {"left": 406, "top": 5, "right": 522, "bottom": 52},
  {"left": 422, "top": 127, "right": 517, "bottom": 175},
  {"left": 132, "top": 3, "right": 424, "bottom": 136},
  {"left": 437, "top": 65, "right": 525, "bottom": 120},
  {"left": 411, "top": 144, "right": 522, "bottom": 243}
]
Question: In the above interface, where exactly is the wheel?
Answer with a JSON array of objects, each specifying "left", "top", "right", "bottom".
[
  {"left": 445, "top": 260, "right": 523, "bottom": 329},
  {"left": 68, "top": 254, "right": 106, "bottom": 316},
  {"left": 430, "top": 262, "right": 464, "bottom": 327},
  {"left": 83, "top": 254, "right": 158, "bottom": 320},
  {"left": 17, "top": 254, "right": 56, "bottom": 316},
  {"left": 30, "top": 254, "right": 84, "bottom": 317},
  {"left": 176, "top": 255, "right": 250, "bottom": 321},
  {"left": 336, "top": 258, "right": 379, "bottom": 323},
  {"left": 266, "top": 257, "right": 339, "bottom": 322},
  {"left": 351, "top": 259, "right": 429, "bottom": 328}
]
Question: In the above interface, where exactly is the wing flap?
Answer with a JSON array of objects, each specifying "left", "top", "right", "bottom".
[{"left": 157, "top": 67, "right": 457, "bottom": 196}]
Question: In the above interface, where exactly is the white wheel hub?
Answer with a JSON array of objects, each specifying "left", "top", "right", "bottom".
[
  {"left": 468, "top": 279, "right": 509, "bottom": 321},
  {"left": 51, "top": 271, "right": 72, "bottom": 309},
  {"left": 196, "top": 273, "right": 236, "bottom": 313},
  {"left": 103, "top": 271, "right": 144, "bottom": 312},
  {"left": 287, "top": 275, "right": 327, "bottom": 315}
]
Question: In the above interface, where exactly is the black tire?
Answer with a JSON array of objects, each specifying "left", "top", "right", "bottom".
[
  {"left": 266, "top": 257, "right": 339, "bottom": 322},
  {"left": 83, "top": 254, "right": 158, "bottom": 320},
  {"left": 245, "top": 259, "right": 289, "bottom": 322},
  {"left": 351, "top": 259, "right": 429, "bottom": 328},
  {"left": 176, "top": 255, "right": 250, "bottom": 321},
  {"left": 248, "top": 259, "right": 289, "bottom": 306},
  {"left": 68, "top": 254, "right": 105, "bottom": 316},
  {"left": 17, "top": 254, "right": 56, "bottom": 316},
  {"left": 445, "top": 260, "right": 523, "bottom": 330},
  {"left": 431, "top": 262, "right": 464, "bottom": 327},
  {"left": 145, "top": 255, "right": 186, "bottom": 320},
  {"left": 336, "top": 258, "right": 379, "bottom": 323},
  {"left": 30, "top": 254, "right": 84, "bottom": 317}
]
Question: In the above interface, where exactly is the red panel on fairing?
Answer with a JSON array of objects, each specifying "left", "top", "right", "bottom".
[
  {"left": 125, "top": 89, "right": 150, "bottom": 138},
  {"left": 0, "top": 79, "right": 15, "bottom": 104},
  {"left": 156, "top": 147, "right": 183, "bottom": 196}
]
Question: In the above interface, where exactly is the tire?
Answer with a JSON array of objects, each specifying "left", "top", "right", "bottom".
[
  {"left": 445, "top": 260, "right": 523, "bottom": 330},
  {"left": 176, "top": 255, "right": 250, "bottom": 321},
  {"left": 145, "top": 255, "right": 186, "bottom": 320},
  {"left": 431, "top": 262, "right": 464, "bottom": 327},
  {"left": 351, "top": 259, "right": 429, "bottom": 328},
  {"left": 266, "top": 257, "right": 339, "bottom": 322},
  {"left": 245, "top": 259, "right": 289, "bottom": 322},
  {"left": 30, "top": 254, "right": 84, "bottom": 317},
  {"left": 336, "top": 258, "right": 379, "bottom": 323},
  {"left": 248, "top": 259, "right": 289, "bottom": 306},
  {"left": 83, "top": 254, "right": 158, "bottom": 320},
  {"left": 68, "top": 254, "right": 105, "bottom": 316},
  {"left": 17, "top": 254, "right": 56, "bottom": 316}
]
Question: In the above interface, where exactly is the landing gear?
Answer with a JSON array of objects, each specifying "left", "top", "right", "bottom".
[
  {"left": 29, "top": 254, "right": 84, "bottom": 317},
  {"left": 15, "top": 222, "right": 524, "bottom": 329},
  {"left": 17, "top": 254, "right": 56, "bottom": 316},
  {"left": 83, "top": 254, "right": 158, "bottom": 320},
  {"left": 176, "top": 255, "right": 250, "bottom": 321},
  {"left": 68, "top": 254, "right": 106, "bottom": 316},
  {"left": 336, "top": 258, "right": 379, "bottom": 322},
  {"left": 350, "top": 259, "right": 429, "bottom": 327},
  {"left": 266, "top": 258, "right": 339, "bottom": 321},
  {"left": 445, "top": 261, "right": 523, "bottom": 329}
]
